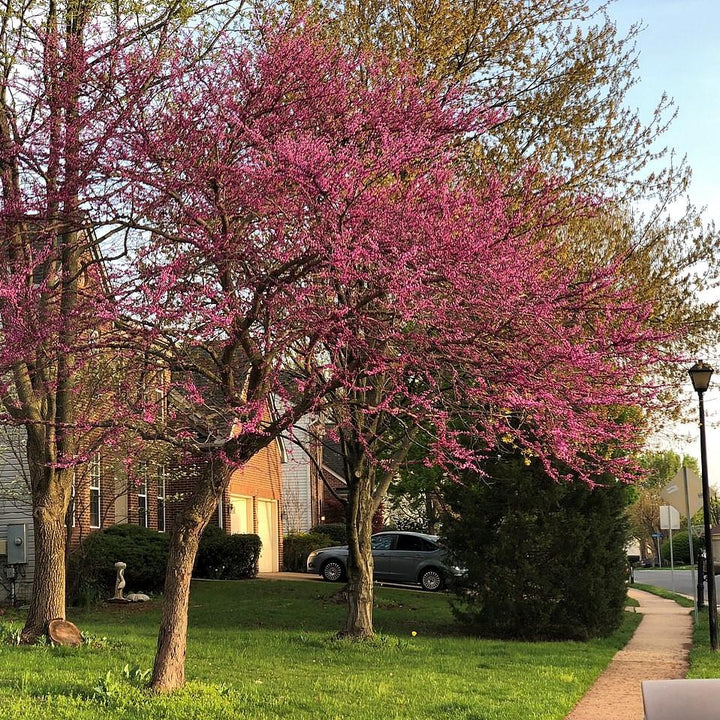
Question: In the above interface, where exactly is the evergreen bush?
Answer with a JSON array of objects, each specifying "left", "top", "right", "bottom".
[
  {"left": 194, "top": 524, "right": 261, "bottom": 579},
  {"left": 660, "top": 530, "right": 701, "bottom": 565},
  {"left": 283, "top": 532, "right": 334, "bottom": 571},
  {"left": 309, "top": 523, "right": 347, "bottom": 544},
  {"left": 443, "top": 457, "right": 629, "bottom": 641},
  {"left": 67, "top": 524, "right": 170, "bottom": 606}
]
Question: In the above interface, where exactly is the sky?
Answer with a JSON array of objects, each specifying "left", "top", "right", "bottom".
[{"left": 603, "top": 1, "right": 720, "bottom": 486}]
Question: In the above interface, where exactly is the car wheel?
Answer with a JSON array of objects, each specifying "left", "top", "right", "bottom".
[
  {"left": 321, "top": 559, "right": 345, "bottom": 582},
  {"left": 420, "top": 568, "right": 444, "bottom": 591}
]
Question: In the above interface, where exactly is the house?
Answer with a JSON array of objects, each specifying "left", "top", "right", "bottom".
[
  {"left": 166, "top": 438, "right": 285, "bottom": 573},
  {"left": 0, "top": 426, "right": 285, "bottom": 604},
  {"left": 280, "top": 418, "right": 349, "bottom": 534}
]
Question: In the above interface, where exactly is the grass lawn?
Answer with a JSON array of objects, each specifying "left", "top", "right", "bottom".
[
  {"left": 0, "top": 579, "right": 641, "bottom": 720},
  {"left": 688, "top": 610, "right": 720, "bottom": 678}
]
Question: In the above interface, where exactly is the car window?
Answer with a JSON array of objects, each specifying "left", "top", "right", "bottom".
[
  {"left": 396, "top": 535, "right": 435, "bottom": 551},
  {"left": 371, "top": 534, "right": 394, "bottom": 551}
]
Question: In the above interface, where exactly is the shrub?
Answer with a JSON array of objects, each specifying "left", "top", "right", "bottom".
[
  {"left": 283, "top": 532, "right": 334, "bottom": 571},
  {"left": 194, "top": 524, "right": 261, "bottom": 579},
  {"left": 660, "top": 530, "right": 702, "bottom": 565},
  {"left": 443, "top": 456, "right": 629, "bottom": 641},
  {"left": 309, "top": 523, "right": 347, "bottom": 545},
  {"left": 67, "top": 524, "right": 170, "bottom": 606}
]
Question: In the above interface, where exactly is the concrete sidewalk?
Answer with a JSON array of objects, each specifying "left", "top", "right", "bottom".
[{"left": 565, "top": 589, "right": 693, "bottom": 720}]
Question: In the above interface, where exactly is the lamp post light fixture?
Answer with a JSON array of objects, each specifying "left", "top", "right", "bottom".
[{"left": 688, "top": 360, "right": 718, "bottom": 651}]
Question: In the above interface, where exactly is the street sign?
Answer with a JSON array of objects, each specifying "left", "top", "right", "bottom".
[
  {"left": 661, "top": 468, "right": 703, "bottom": 518},
  {"left": 660, "top": 505, "right": 680, "bottom": 530}
]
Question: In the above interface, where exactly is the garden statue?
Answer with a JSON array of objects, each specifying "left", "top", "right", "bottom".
[{"left": 113, "top": 561, "right": 126, "bottom": 601}]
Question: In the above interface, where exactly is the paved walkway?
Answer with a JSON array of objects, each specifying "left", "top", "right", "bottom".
[{"left": 565, "top": 589, "right": 693, "bottom": 720}]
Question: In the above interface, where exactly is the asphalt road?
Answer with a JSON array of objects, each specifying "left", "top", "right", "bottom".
[{"left": 634, "top": 568, "right": 719, "bottom": 602}]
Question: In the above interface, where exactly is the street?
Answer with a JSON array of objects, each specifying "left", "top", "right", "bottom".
[{"left": 634, "top": 568, "right": 719, "bottom": 602}]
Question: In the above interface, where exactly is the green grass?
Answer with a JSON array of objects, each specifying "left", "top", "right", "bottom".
[
  {"left": 688, "top": 609, "right": 720, "bottom": 678},
  {"left": 625, "top": 594, "right": 640, "bottom": 607},
  {"left": 630, "top": 583, "right": 695, "bottom": 608},
  {"left": 0, "top": 580, "right": 641, "bottom": 720}
]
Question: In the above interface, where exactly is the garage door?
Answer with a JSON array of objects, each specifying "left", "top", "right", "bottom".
[{"left": 257, "top": 499, "right": 278, "bottom": 572}]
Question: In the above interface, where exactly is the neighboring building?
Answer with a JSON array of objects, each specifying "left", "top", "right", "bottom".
[
  {"left": 280, "top": 419, "right": 349, "bottom": 534},
  {"left": 0, "top": 427, "right": 285, "bottom": 603},
  {"left": 167, "top": 438, "right": 285, "bottom": 573},
  {"left": 0, "top": 430, "right": 35, "bottom": 604}
]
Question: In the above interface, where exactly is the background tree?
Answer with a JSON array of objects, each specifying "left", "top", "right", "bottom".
[
  {"left": 626, "top": 450, "right": 699, "bottom": 561},
  {"left": 0, "top": 0, "right": 141, "bottom": 639},
  {"left": 0, "top": 0, "right": 249, "bottom": 643},
  {"left": 287, "top": 0, "right": 719, "bottom": 378}
]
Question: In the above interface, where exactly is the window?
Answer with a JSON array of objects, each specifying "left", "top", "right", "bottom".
[
  {"left": 138, "top": 464, "right": 148, "bottom": 528},
  {"left": 371, "top": 534, "right": 394, "bottom": 551},
  {"left": 90, "top": 454, "right": 101, "bottom": 528},
  {"left": 157, "top": 465, "right": 166, "bottom": 533},
  {"left": 396, "top": 535, "right": 435, "bottom": 552},
  {"left": 154, "top": 371, "right": 167, "bottom": 424}
]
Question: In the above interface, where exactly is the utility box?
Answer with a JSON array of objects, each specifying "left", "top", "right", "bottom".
[{"left": 6, "top": 524, "right": 27, "bottom": 564}]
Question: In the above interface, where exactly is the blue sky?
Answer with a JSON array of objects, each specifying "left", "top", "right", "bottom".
[
  {"left": 608, "top": 0, "right": 720, "bottom": 223},
  {"left": 604, "top": 2, "right": 720, "bottom": 483}
]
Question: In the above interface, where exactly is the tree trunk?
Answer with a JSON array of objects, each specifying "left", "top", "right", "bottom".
[
  {"left": 21, "top": 491, "right": 68, "bottom": 643},
  {"left": 150, "top": 521, "right": 203, "bottom": 692},
  {"left": 150, "top": 459, "right": 230, "bottom": 693},
  {"left": 20, "top": 446, "right": 72, "bottom": 644},
  {"left": 342, "top": 470, "right": 375, "bottom": 638}
]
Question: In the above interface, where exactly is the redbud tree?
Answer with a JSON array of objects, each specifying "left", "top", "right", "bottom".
[
  {"left": 103, "top": 19, "right": 677, "bottom": 689},
  {"left": 0, "top": 0, "right": 248, "bottom": 642}
]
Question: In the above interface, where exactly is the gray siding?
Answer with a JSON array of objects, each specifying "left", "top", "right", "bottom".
[
  {"left": 0, "top": 429, "right": 34, "bottom": 604},
  {"left": 281, "top": 417, "right": 314, "bottom": 533}
]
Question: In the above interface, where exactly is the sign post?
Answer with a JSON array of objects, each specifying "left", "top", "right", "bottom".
[
  {"left": 662, "top": 468, "right": 702, "bottom": 621},
  {"left": 660, "top": 505, "right": 681, "bottom": 591}
]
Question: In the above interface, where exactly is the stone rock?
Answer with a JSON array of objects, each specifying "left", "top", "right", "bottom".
[{"left": 126, "top": 593, "right": 150, "bottom": 602}]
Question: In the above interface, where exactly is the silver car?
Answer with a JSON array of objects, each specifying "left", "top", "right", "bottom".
[{"left": 306, "top": 530, "right": 462, "bottom": 591}]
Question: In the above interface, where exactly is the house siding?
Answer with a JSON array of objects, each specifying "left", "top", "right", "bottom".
[
  {"left": 0, "top": 431, "right": 34, "bottom": 604},
  {"left": 281, "top": 417, "right": 316, "bottom": 533}
]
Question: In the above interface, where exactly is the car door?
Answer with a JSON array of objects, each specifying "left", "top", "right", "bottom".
[
  {"left": 371, "top": 533, "right": 395, "bottom": 579},
  {"left": 390, "top": 535, "right": 436, "bottom": 583}
]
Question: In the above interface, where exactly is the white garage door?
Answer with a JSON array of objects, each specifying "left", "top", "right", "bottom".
[{"left": 256, "top": 499, "right": 278, "bottom": 572}]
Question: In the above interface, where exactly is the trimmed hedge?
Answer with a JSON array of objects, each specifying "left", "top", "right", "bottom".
[
  {"left": 309, "top": 523, "right": 347, "bottom": 545},
  {"left": 283, "top": 532, "right": 334, "bottom": 572},
  {"left": 194, "top": 524, "right": 261, "bottom": 579},
  {"left": 660, "top": 530, "right": 702, "bottom": 565},
  {"left": 68, "top": 522, "right": 261, "bottom": 606},
  {"left": 67, "top": 524, "right": 170, "bottom": 606}
]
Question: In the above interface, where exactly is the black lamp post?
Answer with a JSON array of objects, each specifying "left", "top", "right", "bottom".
[{"left": 689, "top": 360, "right": 718, "bottom": 651}]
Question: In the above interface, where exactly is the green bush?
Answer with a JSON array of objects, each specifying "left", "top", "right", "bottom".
[
  {"left": 67, "top": 524, "right": 170, "bottom": 606},
  {"left": 660, "top": 530, "right": 702, "bottom": 564},
  {"left": 443, "top": 456, "right": 629, "bottom": 641},
  {"left": 283, "top": 532, "right": 334, "bottom": 571},
  {"left": 194, "top": 524, "right": 261, "bottom": 579},
  {"left": 309, "top": 523, "right": 347, "bottom": 545}
]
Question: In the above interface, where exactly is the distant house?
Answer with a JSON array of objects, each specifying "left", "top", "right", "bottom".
[
  {"left": 0, "top": 424, "right": 285, "bottom": 604},
  {"left": 280, "top": 419, "right": 349, "bottom": 534}
]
